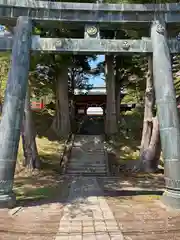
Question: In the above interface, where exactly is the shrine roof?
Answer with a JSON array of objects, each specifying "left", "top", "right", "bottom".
[
  {"left": 74, "top": 87, "right": 106, "bottom": 96},
  {"left": 74, "top": 87, "right": 126, "bottom": 96}
]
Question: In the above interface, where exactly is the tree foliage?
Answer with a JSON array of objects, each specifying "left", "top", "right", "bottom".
[
  {"left": 0, "top": 0, "right": 180, "bottom": 170},
  {"left": 0, "top": 53, "right": 10, "bottom": 104}
]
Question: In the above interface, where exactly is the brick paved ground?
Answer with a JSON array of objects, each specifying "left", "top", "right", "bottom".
[
  {"left": 1, "top": 176, "right": 180, "bottom": 240},
  {"left": 99, "top": 176, "right": 180, "bottom": 239},
  {"left": 55, "top": 177, "right": 123, "bottom": 240},
  {"left": 108, "top": 196, "right": 180, "bottom": 240},
  {"left": 106, "top": 191, "right": 180, "bottom": 240},
  {"left": 0, "top": 204, "right": 63, "bottom": 240},
  {"left": 0, "top": 177, "right": 70, "bottom": 240}
]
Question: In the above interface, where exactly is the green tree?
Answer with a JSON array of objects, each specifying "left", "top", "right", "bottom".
[
  {"left": 0, "top": 53, "right": 10, "bottom": 112},
  {"left": 21, "top": 85, "right": 40, "bottom": 169}
]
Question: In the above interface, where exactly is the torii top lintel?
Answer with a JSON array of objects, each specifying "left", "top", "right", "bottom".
[{"left": 0, "top": 1, "right": 179, "bottom": 27}]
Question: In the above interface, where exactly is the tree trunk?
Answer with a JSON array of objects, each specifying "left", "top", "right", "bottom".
[
  {"left": 115, "top": 56, "right": 122, "bottom": 123},
  {"left": 70, "top": 99, "right": 75, "bottom": 132},
  {"left": 148, "top": 116, "right": 161, "bottom": 170},
  {"left": 50, "top": 86, "right": 61, "bottom": 135},
  {"left": 70, "top": 76, "right": 75, "bottom": 132},
  {"left": 21, "top": 86, "right": 40, "bottom": 170},
  {"left": 50, "top": 66, "right": 70, "bottom": 138},
  {"left": 105, "top": 55, "right": 117, "bottom": 136},
  {"left": 140, "top": 117, "right": 161, "bottom": 172},
  {"left": 115, "top": 82, "right": 121, "bottom": 124},
  {"left": 140, "top": 56, "right": 154, "bottom": 150},
  {"left": 139, "top": 56, "right": 161, "bottom": 172}
]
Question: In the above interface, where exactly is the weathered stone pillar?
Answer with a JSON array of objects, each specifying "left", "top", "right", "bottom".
[
  {"left": 151, "top": 21, "right": 180, "bottom": 208},
  {"left": 0, "top": 17, "right": 32, "bottom": 207},
  {"left": 105, "top": 55, "right": 117, "bottom": 136}
]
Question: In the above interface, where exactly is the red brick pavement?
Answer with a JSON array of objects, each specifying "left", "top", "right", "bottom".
[
  {"left": 107, "top": 197, "right": 180, "bottom": 240},
  {"left": 0, "top": 202, "right": 64, "bottom": 240}
]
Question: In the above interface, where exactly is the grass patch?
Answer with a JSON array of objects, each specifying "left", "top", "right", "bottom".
[
  {"left": 15, "top": 185, "right": 60, "bottom": 202},
  {"left": 132, "top": 195, "right": 161, "bottom": 201},
  {"left": 107, "top": 108, "right": 143, "bottom": 163},
  {"left": 14, "top": 110, "right": 67, "bottom": 204},
  {"left": 14, "top": 136, "right": 66, "bottom": 203},
  {"left": 110, "top": 194, "right": 161, "bottom": 203}
]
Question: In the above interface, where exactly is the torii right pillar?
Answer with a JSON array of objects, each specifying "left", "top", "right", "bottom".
[{"left": 151, "top": 20, "right": 180, "bottom": 208}]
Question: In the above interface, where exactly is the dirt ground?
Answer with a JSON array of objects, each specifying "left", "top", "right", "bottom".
[
  {"left": 101, "top": 174, "right": 180, "bottom": 240},
  {"left": 0, "top": 177, "right": 70, "bottom": 240},
  {"left": 1, "top": 174, "right": 180, "bottom": 240},
  {"left": 107, "top": 196, "right": 180, "bottom": 240}
]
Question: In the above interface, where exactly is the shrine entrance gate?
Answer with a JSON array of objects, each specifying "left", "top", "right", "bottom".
[{"left": 0, "top": 1, "right": 180, "bottom": 209}]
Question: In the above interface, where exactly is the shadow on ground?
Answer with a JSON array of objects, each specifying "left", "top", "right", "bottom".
[
  {"left": 103, "top": 189, "right": 163, "bottom": 197},
  {"left": 14, "top": 171, "right": 71, "bottom": 207},
  {"left": 14, "top": 108, "right": 164, "bottom": 208},
  {"left": 15, "top": 136, "right": 68, "bottom": 207},
  {"left": 13, "top": 172, "right": 165, "bottom": 208}
]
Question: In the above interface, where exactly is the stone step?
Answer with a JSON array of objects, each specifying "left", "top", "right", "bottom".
[
  {"left": 66, "top": 172, "right": 107, "bottom": 176},
  {"left": 69, "top": 157, "right": 105, "bottom": 161},
  {"left": 68, "top": 163, "right": 106, "bottom": 169},
  {"left": 73, "top": 144, "right": 105, "bottom": 151},
  {"left": 69, "top": 162, "right": 106, "bottom": 166},
  {"left": 68, "top": 163, "right": 106, "bottom": 168},
  {"left": 68, "top": 166, "right": 106, "bottom": 169},
  {"left": 69, "top": 159, "right": 106, "bottom": 164},
  {"left": 67, "top": 164, "right": 106, "bottom": 168},
  {"left": 66, "top": 135, "right": 108, "bottom": 176},
  {"left": 68, "top": 162, "right": 106, "bottom": 165},
  {"left": 68, "top": 168, "right": 106, "bottom": 172},
  {"left": 67, "top": 172, "right": 107, "bottom": 175},
  {"left": 73, "top": 142, "right": 104, "bottom": 147},
  {"left": 69, "top": 157, "right": 105, "bottom": 160},
  {"left": 70, "top": 157, "right": 106, "bottom": 162},
  {"left": 69, "top": 157, "right": 106, "bottom": 162},
  {"left": 70, "top": 150, "right": 105, "bottom": 158},
  {"left": 67, "top": 169, "right": 106, "bottom": 174},
  {"left": 66, "top": 173, "right": 107, "bottom": 176}
]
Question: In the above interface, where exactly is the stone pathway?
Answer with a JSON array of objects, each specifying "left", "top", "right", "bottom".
[
  {"left": 55, "top": 177, "right": 124, "bottom": 240},
  {"left": 66, "top": 135, "right": 108, "bottom": 176}
]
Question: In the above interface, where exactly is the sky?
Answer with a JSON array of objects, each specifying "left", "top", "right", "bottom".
[{"left": 89, "top": 55, "right": 105, "bottom": 87}]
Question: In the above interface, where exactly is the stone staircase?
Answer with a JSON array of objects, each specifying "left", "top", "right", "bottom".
[{"left": 66, "top": 135, "right": 108, "bottom": 176}]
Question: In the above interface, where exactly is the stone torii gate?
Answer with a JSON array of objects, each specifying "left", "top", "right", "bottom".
[{"left": 0, "top": 1, "right": 180, "bottom": 208}]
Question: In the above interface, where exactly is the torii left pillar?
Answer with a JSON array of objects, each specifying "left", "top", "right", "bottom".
[{"left": 0, "top": 16, "right": 32, "bottom": 207}]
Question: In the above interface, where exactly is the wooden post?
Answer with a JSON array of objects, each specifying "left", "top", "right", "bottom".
[
  {"left": 105, "top": 55, "right": 117, "bottom": 136},
  {"left": 151, "top": 21, "right": 180, "bottom": 208},
  {"left": 0, "top": 16, "right": 32, "bottom": 207}
]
